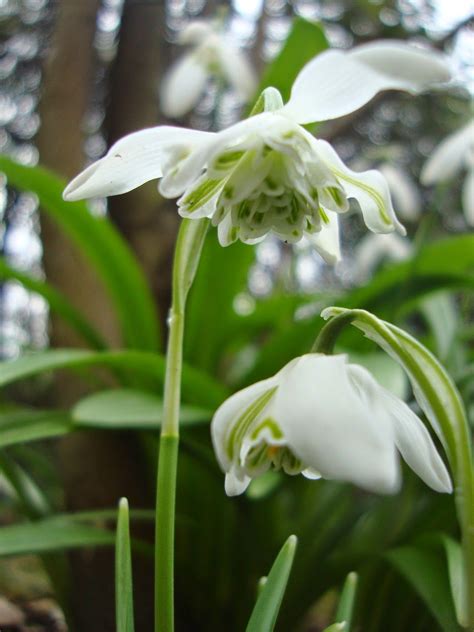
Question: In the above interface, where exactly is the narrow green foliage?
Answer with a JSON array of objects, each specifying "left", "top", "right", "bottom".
[
  {"left": 335, "top": 572, "right": 358, "bottom": 631},
  {"left": 0, "top": 409, "right": 72, "bottom": 449},
  {"left": 246, "top": 535, "right": 297, "bottom": 632},
  {"left": 386, "top": 546, "right": 459, "bottom": 632},
  {"left": 72, "top": 389, "right": 212, "bottom": 429},
  {"left": 0, "top": 156, "right": 160, "bottom": 350},
  {"left": 116, "top": 498, "right": 135, "bottom": 632},
  {"left": 0, "top": 348, "right": 228, "bottom": 408},
  {"left": 0, "top": 256, "right": 106, "bottom": 349}
]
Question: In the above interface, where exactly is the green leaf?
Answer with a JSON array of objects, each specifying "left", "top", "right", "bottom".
[
  {"left": 440, "top": 535, "right": 466, "bottom": 627},
  {"left": 323, "top": 625, "right": 346, "bottom": 632},
  {"left": 256, "top": 18, "right": 328, "bottom": 103},
  {"left": 72, "top": 389, "right": 212, "bottom": 428},
  {"left": 386, "top": 546, "right": 459, "bottom": 632},
  {"left": 0, "top": 257, "right": 106, "bottom": 349},
  {"left": 246, "top": 535, "right": 297, "bottom": 632},
  {"left": 0, "top": 156, "right": 160, "bottom": 351},
  {"left": 0, "top": 453, "right": 51, "bottom": 519},
  {"left": 335, "top": 572, "right": 358, "bottom": 631},
  {"left": 0, "top": 348, "right": 227, "bottom": 408},
  {"left": 116, "top": 499, "right": 135, "bottom": 632},
  {"left": 0, "top": 409, "right": 73, "bottom": 449},
  {"left": 419, "top": 292, "right": 458, "bottom": 362},
  {"left": 185, "top": 230, "right": 255, "bottom": 374},
  {"left": 0, "top": 518, "right": 115, "bottom": 556},
  {"left": 243, "top": 235, "right": 474, "bottom": 385}
]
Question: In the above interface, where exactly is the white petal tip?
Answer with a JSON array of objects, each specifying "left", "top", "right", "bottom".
[{"left": 224, "top": 472, "right": 250, "bottom": 496}]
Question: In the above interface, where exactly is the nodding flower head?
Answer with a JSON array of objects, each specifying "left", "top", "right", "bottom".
[
  {"left": 64, "top": 40, "right": 450, "bottom": 262},
  {"left": 211, "top": 354, "right": 452, "bottom": 497}
]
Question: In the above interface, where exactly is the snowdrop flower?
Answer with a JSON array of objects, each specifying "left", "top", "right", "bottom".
[
  {"left": 379, "top": 164, "right": 421, "bottom": 221},
  {"left": 211, "top": 354, "right": 452, "bottom": 496},
  {"left": 421, "top": 120, "right": 474, "bottom": 226},
  {"left": 160, "top": 20, "right": 257, "bottom": 118},
  {"left": 354, "top": 232, "right": 413, "bottom": 278},
  {"left": 64, "top": 41, "right": 450, "bottom": 263}
]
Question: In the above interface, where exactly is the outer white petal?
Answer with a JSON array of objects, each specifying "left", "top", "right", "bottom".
[
  {"left": 374, "top": 385, "right": 452, "bottom": 493},
  {"left": 463, "top": 169, "right": 474, "bottom": 227},
  {"left": 379, "top": 164, "right": 421, "bottom": 221},
  {"left": 316, "top": 140, "right": 405, "bottom": 234},
  {"left": 160, "top": 52, "right": 209, "bottom": 118},
  {"left": 306, "top": 212, "right": 341, "bottom": 264},
  {"left": 217, "top": 211, "right": 238, "bottom": 246},
  {"left": 354, "top": 232, "right": 412, "bottom": 277},
  {"left": 421, "top": 120, "right": 474, "bottom": 185},
  {"left": 215, "top": 41, "right": 257, "bottom": 100},
  {"left": 281, "top": 41, "right": 450, "bottom": 124},
  {"left": 274, "top": 355, "right": 401, "bottom": 494},
  {"left": 211, "top": 376, "right": 279, "bottom": 473},
  {"left": 63, "top": 127, "right": 213, "bottom": 201},
  {"left": 158, "top": 134, "right": 217, "bottom": 199}
]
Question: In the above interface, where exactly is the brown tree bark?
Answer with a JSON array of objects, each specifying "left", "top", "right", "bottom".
[
  {"left": 37, "top": 0, "right": 121, "bottom": 362},
  {"left": 36, "top": 3, "right": 153, "bottom": 631},
  {"left": 106, "top": 0, "right": 178, "bottom": 326}
]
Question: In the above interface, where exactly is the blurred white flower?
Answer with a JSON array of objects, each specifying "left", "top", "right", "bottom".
[
  {"left": 354, "top": 232, "right": 412, "bottom": 278},
  {"left": 421, "top": 120, "right": 474, "bottom": 226},
  {"left": 160, "top": 20, "right": 257, "bottom": 118},
  {"left": 379, "top": 163, "right": 421, "bottom": 221},
  {"left": 211, "top": 354, "right": 452, "bottom": 496},
  {"left": 64, "top": 41, "right": 450, "bottom": 262}
]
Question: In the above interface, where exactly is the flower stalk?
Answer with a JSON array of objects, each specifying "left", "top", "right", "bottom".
[
  {"left": 318, "top": 307, "right": 474, "bottom": 628},
  {"left": 154, "top": 218, "right": 209, "bottom": 632}
]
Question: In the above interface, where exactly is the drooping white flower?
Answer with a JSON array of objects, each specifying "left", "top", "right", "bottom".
[
  {"left": 421, "top": 120, "right": 474, "bottom": 226},
  {"left": 160, "top": 20, "right": 257, "bottom": 118},
  {"left": 354, "top": 232, "right": 413, "bottom": 278},
  {"left": 64, "top": 41, "right": 450, "bottom": 263},
  {"left": 211, "top": 354, "right": 452, "bottom": 496}
]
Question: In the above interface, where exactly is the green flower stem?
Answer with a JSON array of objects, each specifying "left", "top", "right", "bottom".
[
  {"left": 154, "top": 219, "right": 209, "bottom": 632},
  {"left": 316, "top": 308, "right": 474, "bottom": 628}
]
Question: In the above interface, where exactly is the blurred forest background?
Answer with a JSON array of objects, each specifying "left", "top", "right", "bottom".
[{"left": 0, "top": 0, "right": 472, "bottom": 631}]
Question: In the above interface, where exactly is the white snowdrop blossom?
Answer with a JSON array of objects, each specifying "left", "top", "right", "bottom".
[
  {"left": 211, "top": 354, "right": 452, "bottom": 496},
  {"left": 421, "top": 120, "right": 474, "bottom": 226},
  {"left": 354, "top": 232, "right": 413, "bottom": 278},
  {"left": 160, "top": 20, "right": 257, "bottom": 118},
  {"left": 64, "top": 41, "right": 450, "bottom": 263}
]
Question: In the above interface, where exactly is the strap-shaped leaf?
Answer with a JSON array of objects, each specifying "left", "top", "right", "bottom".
[
  {"left": 335, "top": 572, "right": 358, "bottom": 631},
  {"left": 386, "top": 545, "right": 459, "bottom": 632},
  {"left": 246, "top": 535, "right": 297, "bottom": 632},
  {"left": 72, "top": 389, "right": 212, "bottom": 428},
  {"left": 0, "top": 409, "right": 72, "bottom": 449},
  {"left": 0, "top": 256, "right": 106, "bottom": 349},
  {"left": 0, "top": 156, "right": 160, "bottom": 351},
  {"left": 116, "top": 499, "right": 135, "bottom": 632},
  {"left": 0, "top": 348, "right": 227, "bottom": 407}
]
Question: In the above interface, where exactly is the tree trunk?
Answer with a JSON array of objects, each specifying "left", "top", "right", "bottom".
[
  {"left": 106, "top": 0, "right": 178, "bottom": 326},
  {"left": 36, "top": 3, "right": 153, "bottom": 630}
]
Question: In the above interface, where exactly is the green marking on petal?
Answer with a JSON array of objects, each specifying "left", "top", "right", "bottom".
[
  {"left": 226, "top": 387, "right": 278, "bottom": 461},
  {"left": 213, "top": 150, "right": 245, "bottom": 172},
  {"left": 181, "top": 178, "right": 225, "bottom": 213},
  {"left": 319, "top": 206, "right": 330, "bottom": 224},
  {"left": 327, "top": 186, "right": 345, "bottom": 208},
  {"left": 331, "top": 169, "right": 392, "bottom": 226},
  {"left": 250, "top": 417, "right": 284, "bottom": 441}
]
